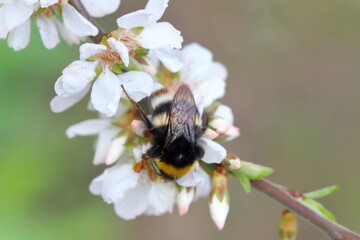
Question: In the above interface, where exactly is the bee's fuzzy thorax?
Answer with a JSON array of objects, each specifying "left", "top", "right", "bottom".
[{"left": 151, "top": 92, "right": 174, "bottom": 109}]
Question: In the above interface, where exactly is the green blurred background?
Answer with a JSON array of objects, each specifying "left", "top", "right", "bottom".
[{"left": 1, "top": 0, "right": 360, "bottom": 239}]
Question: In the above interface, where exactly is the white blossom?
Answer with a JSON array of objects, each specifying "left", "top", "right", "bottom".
[
  {"left": 0, "top": 0, "right": 108, "bottom": 51},
  {"left": 51, "top": 41, "right": 155, "bottom": 116},
  {"left": 206, "top": 104, "right": 240, "bottom": 141},
  {"left": 90, "top": 160, "right": 177, "bottom": 220},
  {"left": 65, "top": 110, "right": 127, "bottom": 165},
  {"left": 111, "top": 0, "right": 183, "bottom": 67}
]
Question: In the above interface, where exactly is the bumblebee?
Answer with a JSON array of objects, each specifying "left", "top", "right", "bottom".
[{"left": 122, "top": 85, "right": 205, "bottom": 179}]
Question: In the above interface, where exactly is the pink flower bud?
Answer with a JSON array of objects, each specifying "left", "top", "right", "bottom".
[
  {"left": 203, "top": 128, "right": 220, "bottom": 140},
  {"left": 209, "top": 169, "right": 230, "bottom": 230},
  {"left": 105, "top": 136, "right": 126, "bottom": 165},
  {"left": 131, "top": 120, "right": 147, "bottom": 137},
  {"left": 210, "top": 118, "right": 232, "bottom": 134},
  {"left": 177, "top": 187, "right": 195, "bottom": 216}
]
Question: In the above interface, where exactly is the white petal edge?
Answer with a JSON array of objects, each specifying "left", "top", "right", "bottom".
[
  {"left": 93, "top": 128, "right": 118, "bottom": 165},
  {"left": 79, "top": 43, "right": 106, "bottom": 60},
  {"left": 116, "top": 9, "right": 155, "bottom": 29},
  {"left": 105, "top": 136, "right": 127, "bottom": 165},
  {"left": 66, "top": 119, "right": 111, "bottom": 138},
  {"left": 80, "top": 0, "right": 120, "bottom": 18},
  {"left": 144, "top": 0, "right": 168, "bottom": 21},
  {"left": 153, "top": 48, "right": 184, "bottom": 72},
  {"left": 91, "top": 65, "right": 121, "bottom": 117},
  {"left": 139, "top": 22, "right": 183, "bottom": 49},
  {"left": 7, "top": 19, "right": 31, "bottom": 51},
  {"left": 36, "top": 15, "right": 60, "bottom": 49},
  {"left": 50, "top": 84, "right": 90, "bottom": 112},
  {"left": 107, "top": 37, "right": 129, "bottom": 67},
  {"left": 62, "top": 4, "right": 98, "bottom": 37},
  {"left": 119, "top": 71, "right": 153, "bottom": 102},
  {"left": 199, "top": 137, "right": 226, "bottom": 164},
  {"left": 39, "top": 0, "right": 57, "bottom": 8}
]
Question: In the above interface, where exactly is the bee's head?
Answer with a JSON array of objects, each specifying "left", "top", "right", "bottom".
[{"left": 147, "top": 136, "right": 204, "bottom": 179}]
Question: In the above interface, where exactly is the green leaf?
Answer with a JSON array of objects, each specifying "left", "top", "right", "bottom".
[
  {"left": 111, "top": 64, "right": 123, "bottom": 75},
  {"left": 128, "top": 56, "right": 144, "bottom": 71},
  {"left": 238, "top": 160, "right": 273, "bottom": 180},
  {"left": 130, "top": 27, "right": 144, "bottom": 35},
  {"left": 199, "top": 161, "right": 217, "bottom": 175},
  {"left": 233, "top": 171, "right": 251, "bottom": 194},
  {"left": 56, "top": 4, "right": 62, "bottom": 15},
  {"left": 100, "top": 35, "right": 109, "bottom": 46},
  {"left": 301, "top": 198, "right": 336, "bottom": 221},
  {"left": 304, "top": 185, "right": 339, "bottom": 199},
  {"left": 135, "top": 47, "right": 149, "bottom": 56}
]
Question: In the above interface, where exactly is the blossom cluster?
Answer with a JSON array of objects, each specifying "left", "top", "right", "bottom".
[
  {"left": 0, "top": 0, "right": 120, "bottom": 51},
  {"left": 1, "top": 0, "right": 242, "bottom": 230}
]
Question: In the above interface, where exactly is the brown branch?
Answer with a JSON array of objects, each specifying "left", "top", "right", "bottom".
[
  {"left": 69, "top": 0, "right": 107, "bottom": 43},
  {"left": 251, "top": 179, "right": 360, "bottom": 240}
]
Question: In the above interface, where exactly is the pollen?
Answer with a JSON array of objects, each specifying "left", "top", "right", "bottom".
[{"left": 97, "top": 49, "right": 122, "bottom": 64}]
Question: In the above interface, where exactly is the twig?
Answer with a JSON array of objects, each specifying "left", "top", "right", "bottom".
[
  {"left": 69, "top": 0, "right": 107, "bottom": 43},
  {"left": 251, "top": 179, "right": 360, "bottom": 240}
]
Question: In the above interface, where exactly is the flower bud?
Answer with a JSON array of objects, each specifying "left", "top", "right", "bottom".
[
  {"left": 279, "top": 210, "right": 297, "bottom": 240},
  {"left": 177, "top": 187, "right": 195, "bottom": 216},
  {"left": 239, "top": 160, "right": 273, "bottom": 179},
  {"left": 105, "top": 136, "right": 127, "bottom": 165},
  {"left": 222, "top": 153, "right": 241, "bottom": 170},
  {"left": 131, "top": 120, "right": 147, "bottom": 137},
  {"left": 209, "top": 118, "right": 232, "bottom": 133},
  {"left": 209, "top": 169, "right": 230, "bottom": 230},
  {"left": 203, "top": 128, "right": 220, "bottom": 140}
]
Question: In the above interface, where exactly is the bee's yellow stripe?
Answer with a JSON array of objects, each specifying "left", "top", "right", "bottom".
[{"left": 154, "top": 158, "right": 194, "bottom": 179}]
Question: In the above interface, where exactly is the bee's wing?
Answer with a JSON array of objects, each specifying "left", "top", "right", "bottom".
[
  {"left": 121, "top": 85, "right": 153, "bottom": 129},
  {"left": 164, "top": 85, "right": 198, "bottom": 148}
]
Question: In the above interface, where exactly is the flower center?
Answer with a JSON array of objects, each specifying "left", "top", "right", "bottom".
[
  {"left": 97, "top": 48, "right": 122, "bottom": 64},
  {"left": 110, "top": 28, "right": 141, "bottom": 55}
]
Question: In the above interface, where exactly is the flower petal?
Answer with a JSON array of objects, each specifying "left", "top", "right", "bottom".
[
  {"left": 36, "top": 15, "right": 60, "bottom": 49},
  {"left": 91, "top": 66, "right": 121, "bottom": 117},
  {"left": 199, "top": 137, "right": 226, "bottom": 164},
  {"left": 7, "top": 19, "right": 30, "bottom": 51},
  {"left": 144, "top": 0, "right": 168, "bottom": 21},
  {"left": 90, "top": 163, "right": 139, "bottom": 202},
  {"left": 62, "top": 4, "right": 98, "bottom": 37},
  {"left": 175, "top": 168, "right": 205, "bottom": 187},
  {"left": 183, "top": 42, "right": 213, "bottom": 66},
  {"left": 176, "top": 187, "right": 194, "bottom": 216},
  {"left": 107, "top": 37, "right": 129, "bottom": 67},
  {"left": 209, "top": 194, "right": 229, "bottom": 230},
  {"left": 153, "top": 48, "right": 184, "bottom": 72},
  {"left": 50, "top": 84, "right": 90, "bottom": 112},
  {"left": 93, "top": 128, "right": 118, "bottom": 165},
  {"left": 194, "top": 168, "right": 211, "bottom": 200},
  {"left": 114, "top": 179, "right": 150, "bottom": 220},
  {"left": 105, "top": 136, "right": 127, "bottom": 165},
  {"left": 119, "top": 71, "right": 153, "bottom": 102},
  {"left": 80, "top": 0, "right": 120, "bottom": 18},
  {"left": 4, "top": 1, "right": 35, "bottom": 31},
  {"left": 139, "top": 22, "right": 183, "bottom": 49},
  {"left": 52, "top": 16, "right": 84, "bottom": 45},
  {"left": 0, "top": 7, "right": 9, "bottom": 39},
  {"left": 116, "top": 9, "right": 155, "bottom": 29},
  {"left": 214, "top": 104, "right": 234, "bottom": 124},
  {"left": 65, "top": 119, "right": 111, "bottom": 138},
  {"left": 79, "top": 43, "right": 106, "bottom": 60},
  {"left": 39, "top": 0, "right": 57, "bottom": 8},
  {"left": 60, "top": 60, "right": 98, "bottom": 95},
  {"left": 145, "top": 182, "right": 175, "bottom": 215}
]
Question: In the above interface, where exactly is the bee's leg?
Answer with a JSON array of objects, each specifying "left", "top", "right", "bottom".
[{"left": 121, "top": 85, "right": 153, "bottom": 130}]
